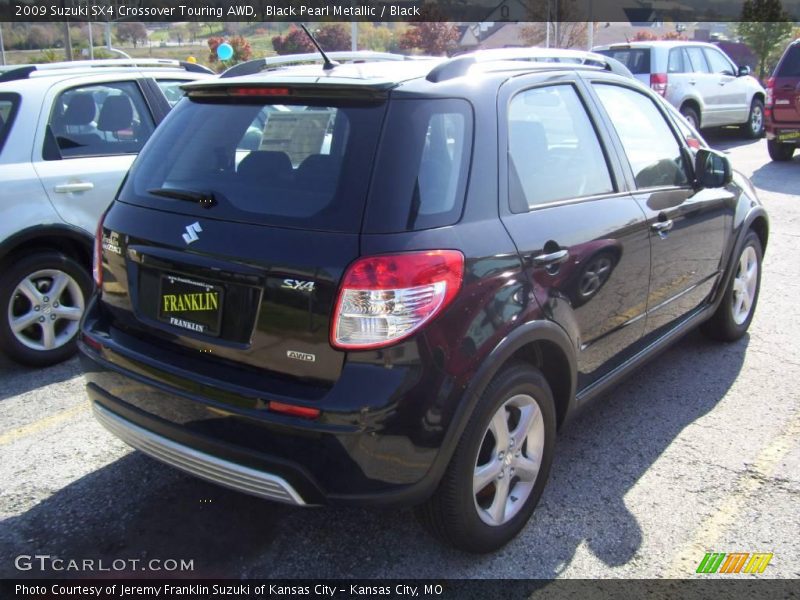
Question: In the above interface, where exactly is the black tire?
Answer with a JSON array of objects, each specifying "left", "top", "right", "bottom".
[
  {"left": 767, "top": 139, "right": 795, "bottom": 162},
  {"left": 680, "top": 105, "right": 700, "bottom": 130},
  {"left": 701, "top": 231, "right": 763, "bottom": 342},
  {"left": 415, "top": 362, "right": 556, "bottom": 553},
  {"left": 743, "top": 98, "right": 765, "bottom": 139},
  {"left": 0, "top": 251, "right": 92, "bottom": 367}
]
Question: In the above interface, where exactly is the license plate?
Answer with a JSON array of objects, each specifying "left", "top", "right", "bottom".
[
  {"left": 778, "top": 130, "right": 800, "bottom": 142},
  {"left": 158, "top": 274, "right": 223, "bottom": 336}
]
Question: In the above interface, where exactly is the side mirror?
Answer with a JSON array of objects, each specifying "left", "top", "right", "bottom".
[
  {"left": 738, "top": 65, "right": 751, "bottom": 77},
  {"left": 695, "top": 148, "right": 732, "bottom": 188}
]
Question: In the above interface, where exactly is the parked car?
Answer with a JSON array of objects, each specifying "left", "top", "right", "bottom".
[
  {"left": 0, "top": 59, "right": 212, "bottom": 366},
  {"left": 80, "top": 51, "right": 768, "bottom": 553},
  {"left": 593, "top": 41, "right": 766, "bottom": 138},
  {"left": 765, "top": 38, "right": 800, "bottom": 162}
]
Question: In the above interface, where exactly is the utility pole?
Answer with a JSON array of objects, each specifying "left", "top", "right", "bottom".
[
  {"left": 88, "top": 22, "right": 94, "bottom": 59},
  {"left": 0, "top": 23, "right": 6, "bottom": 66},
  {"left": 351, "top": 22, "right": 357, "bottom": 51},
  {"left": 64, "top": 22, "right": 73, "bottom": 60}
]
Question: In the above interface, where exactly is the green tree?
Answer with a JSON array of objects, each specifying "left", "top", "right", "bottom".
[
  {"left": 116, "top": 22, "right": 148, "bottom": 48},
  {"left": 271, "top": 25, "right": 316, "bottom": 55},
  {"left": 399, "top": 22, "right": 459, "bottom": 56},
  {"left": 737, "top": 0, "right": 793, "bottom": 80}
]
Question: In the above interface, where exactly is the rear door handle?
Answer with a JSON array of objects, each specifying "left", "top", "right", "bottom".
[
  {"left": 651, "top": 220, "right": 674, "bottom": 233},
  {"left": 531, "top": 249, "right": 570, "bottom": 267},
  {"left": 54, "top": 182, "right": 94, "bottom": 193}
]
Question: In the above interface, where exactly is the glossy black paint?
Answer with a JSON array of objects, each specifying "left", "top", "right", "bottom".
[{"left": 80, "top": 66, "right": 768, "bottom": 506}]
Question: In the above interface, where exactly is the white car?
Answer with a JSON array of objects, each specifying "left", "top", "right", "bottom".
[
  {"left": 594, "top": 41, "right": 766, "bottom": 138},
  {"left": 0, "top": 59, "right": 212, "bottom": 366}
]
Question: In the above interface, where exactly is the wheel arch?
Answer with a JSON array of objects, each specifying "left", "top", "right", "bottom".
[
  {"left": 0, "top": 225, "right": 93, "bottom": 269},
  {"left": 679, "top": 98, "right": 703, "bottom": 127}
]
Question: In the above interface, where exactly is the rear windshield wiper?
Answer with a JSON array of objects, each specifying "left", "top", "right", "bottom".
[{"left": 147, "top": 188, "right": 217, "bottom": 209}]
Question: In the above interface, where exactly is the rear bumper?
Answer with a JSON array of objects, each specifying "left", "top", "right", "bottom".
[
  {"left": 765, "top": 118, "right": 800, "bottom": 143},
  {"left": 92, "top": 401, "right": 308, "bottom": 506},
  {"left": 78, "top": 299, "right": 462, "bottom": 506}
]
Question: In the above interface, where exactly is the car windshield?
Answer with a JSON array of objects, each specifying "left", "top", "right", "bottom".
[{"left": 119, "top": 97, "right": 387, "bottom": 232}]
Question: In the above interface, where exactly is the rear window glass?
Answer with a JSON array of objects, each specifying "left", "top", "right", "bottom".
[
  {"left": 596, "top": 49, "right": 650, "bottom": 74},
  {"left": 0, "top": 93, "right": 20, "bottom": 154},
  {"left": 156, "top": 79, "right": 190, "bottom": 107},
  {"left": 364, "top": 98, "right": 473, "bottom": 233},
  {"left": 118, "top": 97, "right": 386, "bottom": 232},
  {"left": 776, "top": 44, "right": 800, "bottom": 77}
]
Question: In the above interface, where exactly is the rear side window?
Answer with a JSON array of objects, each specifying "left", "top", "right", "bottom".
[
  {"left": 776, "top": 44, "right": 800, "bottom": 77},
  {"left": 595, "top": 49, "right": 650, "bottom": 74},
  {"left": 364, "top": 98, "right": 472, "bottom": 233},
  {"left": 685, "top": 47, "right": 710, "bottom": 73},
  {"left": 46, "top": 81, "right": 155, "bottom": 159},
  {"left": 507, "top": 85, "right": 613, "bottom": 211},
  {"left": 594, "top": 84, "right": 690, "bottom": 189},
  {"left": 120, "top": 97, "right": 386, "bottom": 233},
  {"left": 668, "top": 48, "right": 687, "bottom": 73},
  {"left": 156, "top": 79, "right": 190, "bottom": 107},
  {"left": 0, "top": 93, "right": 19, "bottom": 154}
]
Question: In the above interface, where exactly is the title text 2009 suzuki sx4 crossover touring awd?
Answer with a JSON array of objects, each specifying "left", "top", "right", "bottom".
[{"left": 79, "top": 52, "right": 768, "bottom": 552}]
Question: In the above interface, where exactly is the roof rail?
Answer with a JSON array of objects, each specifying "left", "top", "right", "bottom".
[
  {"left": 0, "top": 58, "right": 214, "bottom": 83},
  {"left": 220, "top": 51, "right": 432, "bottom": 79},
  {"left": 426, "top": 48, "right": 634, "bottom": 82}
]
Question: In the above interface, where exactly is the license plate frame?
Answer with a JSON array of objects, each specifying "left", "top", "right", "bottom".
[{"left": 157, "top": 273, "right": 224, "bottom": 337}]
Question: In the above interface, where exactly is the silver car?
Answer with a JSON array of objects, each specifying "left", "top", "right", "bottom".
[
  {"left": 0, "top": 59, "right": 211, "bottom": 366},
  {"left": 594, "top": 41, "right": 766, "bottom": 138}
]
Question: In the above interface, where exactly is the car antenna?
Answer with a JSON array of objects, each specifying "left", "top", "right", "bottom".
[{"left": 299, "top": 24, "right": 339, "bottom": 71}]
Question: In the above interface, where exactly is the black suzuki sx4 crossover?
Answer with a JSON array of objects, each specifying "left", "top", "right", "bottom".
[{"left": 80, "top": 51, "right": 768, "bottom": 552}]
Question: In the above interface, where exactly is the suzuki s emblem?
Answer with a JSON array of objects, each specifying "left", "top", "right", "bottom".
[{"left": 182, "top": 222, "right": 202, "bottom": 245}]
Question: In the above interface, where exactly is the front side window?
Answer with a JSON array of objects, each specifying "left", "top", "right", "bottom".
[
  {"left": 46, "top": 81, "right": 155, "bottom": 159},
  {"left": 593, "top": 84, "right": 690, "bottom": 189},
  {"left": 704, "top": 48, "right": 735, "bottom": 76},
  {"left": 507, "top": 84, "right": 613, "bottom": 211}
]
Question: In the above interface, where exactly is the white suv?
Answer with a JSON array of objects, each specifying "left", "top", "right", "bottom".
[
  {"left": 0, "top": 59, "right": 212, "bottom": 366},
  {"left": 594, "top": 41, "right": 766, "bottom": 138}
]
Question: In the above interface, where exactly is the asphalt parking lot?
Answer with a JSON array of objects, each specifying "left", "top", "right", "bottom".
[{"left": 0, "top": 131, "right": 798, "bottom": 580}]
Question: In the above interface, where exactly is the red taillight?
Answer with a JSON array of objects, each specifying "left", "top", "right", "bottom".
[
  {"left": 268, "top": 401, "right": 320, "bottom": 419},
  {"left": 331, "top": 250, "right": 465, "bottom": 350},
  {"left": 228, "top": 87, "right": 291, "bottom": 97},
  {"left": 92, "top": 214, "right": 105, "bottom": 288},
  {"left": 765, "top": 77, "right": 775, "bottom": 106},
  {"left": 650, "top": 73, "right": 668, "bottom": 96}
]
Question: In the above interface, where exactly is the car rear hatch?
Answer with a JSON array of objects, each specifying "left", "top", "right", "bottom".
[
  {"left": 771, "top": 42, "right": 800, "bottom": 124},
  {"left": 97, "top": 81, "right": 391, "bottom": 387},
  {"left": 594, "top": 46, "right": 651, "bottom": 86}
]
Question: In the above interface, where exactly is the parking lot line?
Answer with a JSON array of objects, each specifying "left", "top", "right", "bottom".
[
  {"left": 0, "top": 402, "right": 88, "bottom": 447},
  {"left": 665, "top": 411, "right": 800, "bottom": 576}
]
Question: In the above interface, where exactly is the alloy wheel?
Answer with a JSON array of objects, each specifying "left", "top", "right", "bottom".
[
  {"left": 731, "top": 246, "right": 758, "bottom": 325},
  {"left": 8, "top": 269, "right": 85, "bottom": 351},
  {"left": 750, "top": 104, "right": 763, "bottom": 136},
  {"left": 473, "top": 393, "right": 545, "bottom": 526}
]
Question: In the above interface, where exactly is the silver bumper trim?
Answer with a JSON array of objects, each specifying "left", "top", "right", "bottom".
[{"left": 92, "top": 402, "right": 307, "bottom": 505}]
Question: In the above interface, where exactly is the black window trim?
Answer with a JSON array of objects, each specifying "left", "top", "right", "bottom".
[
  {"left": 502, "top": 80, "right": 623, "bottom": 215},
  {"left": 41, "top": 78, "right": 157, "bottom": 161},
  {"left": 586, "top": 80, "right": 697, "bottom": 193},
  {"left": 0, "top": 92, "right": 21, "bottom": 154}
]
